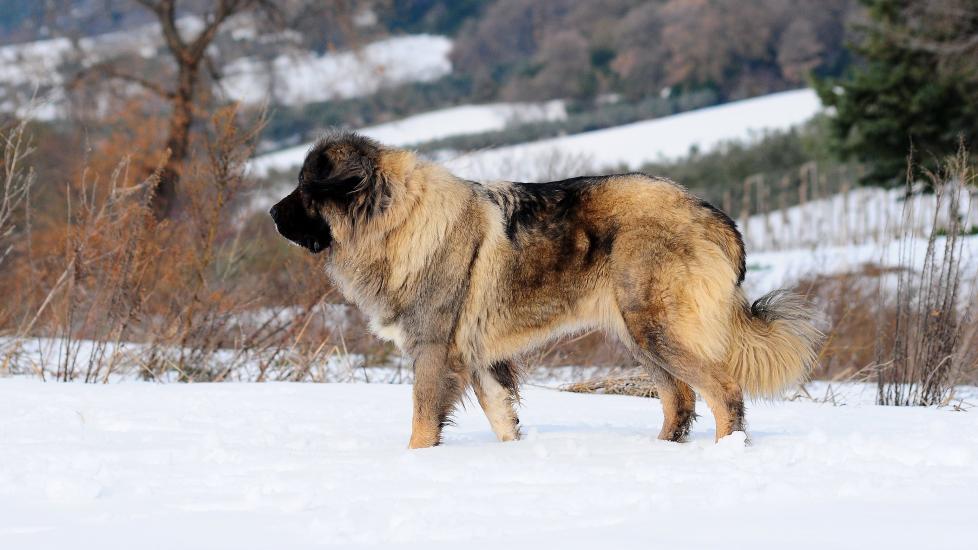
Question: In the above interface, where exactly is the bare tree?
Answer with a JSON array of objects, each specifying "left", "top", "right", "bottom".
[
  {"left": 70, "top": 0, "right": 356, "bottom": 219},
  {"left": 123, "top": 0, "right": 287, "bottom": 218}
]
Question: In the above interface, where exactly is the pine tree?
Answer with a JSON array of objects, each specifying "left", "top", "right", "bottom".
[{"left": 817, "top": 0, "right": 978, "bottom": 186}]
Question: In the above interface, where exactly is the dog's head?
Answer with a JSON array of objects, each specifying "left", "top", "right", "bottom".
[{"left": 269, "top": 131, "right": 395, "bottom": 253}]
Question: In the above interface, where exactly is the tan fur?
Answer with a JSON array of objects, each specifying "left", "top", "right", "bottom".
[
  {"left": 272, "top": 134, "right": 824, "bottom": 447},
  {"left": 727, "top": 289, "right": 823, "bottom": 398}
]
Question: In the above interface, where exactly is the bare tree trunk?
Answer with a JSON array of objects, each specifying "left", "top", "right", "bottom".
[
  {"left": 67, "top": 0, "right": 346, "bottom": 218},
  {"left": 135, "top": 0, "right": 244, "bottom": 219},
  {"left": 155, "top": 62, "right": 199, "bottom": 218}
]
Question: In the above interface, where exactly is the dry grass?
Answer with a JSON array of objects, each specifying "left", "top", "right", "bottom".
[
  {"left": 874, "top": 149, "right": 976, "bottom": 405},
  {"left": 2, "top": 108, "right": 976, "bottom": 395},
  {"left": 563, "top": 372, "right": 659, "bottom": 398},
  {"left": 0, "top": 106, "right": 401, "bottom": 382},
  {"left": 794, "top": 264, "right": 902, "bottom": 381}
]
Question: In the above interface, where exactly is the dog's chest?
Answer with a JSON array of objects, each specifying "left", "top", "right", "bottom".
[
  {"left": 327, "top": 265, "right": 407, "bottom": 349},
  {"left": 368, "top": 318, "right": 408, "bottom": 351}
]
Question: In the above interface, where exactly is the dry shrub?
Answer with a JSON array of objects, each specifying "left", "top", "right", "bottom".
[
  {"left": 524, "top": 330, "right": 632, "bottom": 371},
  {"left": 0, "top": 106, "right": 396, "bottom": 381},
  {"left": 795, "top": 149, "right": 978, "bottom": 404},
  {"left": 874, "top": 150, "right": 976, "bottom": 405},
  {"left": 0, "top": 118, "right": 35, "bottom": 273},
  {"left": 794, "top": 264, "right": 902, "bottom": 381}
]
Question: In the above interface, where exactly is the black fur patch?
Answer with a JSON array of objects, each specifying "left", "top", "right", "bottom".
[
  {"left": 489, "top": 360, "right": 522, "bottom": 395},
  {"left": 697, "top": 199, "right": 746, "bottom": 285},
  {"left": 583, "top": 226, "right": 618, "bottom": 265},
  {"left": 494, "top": 176, "right": 597, "bottom": 240},
  {"left": 487, "top": 176, "right": 620, "bottom": 281}
]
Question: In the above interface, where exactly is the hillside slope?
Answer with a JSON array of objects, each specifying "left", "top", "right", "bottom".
[
  {"left": 441, "top": 89, "right": 821, "bottom": 181},
  {"left": 252, "top": 89, "right": 821, "bottom": 183}
]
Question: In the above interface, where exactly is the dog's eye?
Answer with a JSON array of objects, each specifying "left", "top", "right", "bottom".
[{"left": 300, "top": 180, "right": 324, "bottom": 201}]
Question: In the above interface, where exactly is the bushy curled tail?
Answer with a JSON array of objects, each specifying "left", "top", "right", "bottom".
[{"left": 727, "top": 289, "right": 823, "bottom": 398}]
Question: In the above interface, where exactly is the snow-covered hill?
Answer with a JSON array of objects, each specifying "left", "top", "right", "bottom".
[
  {"left": 0, "top": 16, "right": 206, "bottom": 118},
  {"left": 251, "top": 100, "right": 567, "bottom": 176},
  {"left": 0, "top": 27, "right": 452, "bottom": 118},
  {"left": 252, "top": 89, "right": 821, "bottom": 183},
  {"left": 1, "top": 380, "right": 974, "bottom": 549},
  {"left": 221, "top": 34, "right": 452, "bottom": 107},
  {"left": 441, "top": 89, "right": 822, "bottom": 182},
  {"left": 741, "top": 185, "right": 978, "bottom": 251}
]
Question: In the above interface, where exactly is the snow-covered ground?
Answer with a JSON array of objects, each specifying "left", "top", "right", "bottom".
[
  {"left": 221, "top": 34, "right": 452, "bottom": 107},
  {"left": 440, "top": 89, "right": 822, "bottom": 182},
  {"left": 744, "top": 235, "right": 978, "bottom": 298},
  {"left": 251, "top": 89, "right": 821, "bottom": 182},
  {"left": 0, "top": 380, "right": 975, "bottom": 549},
  {"left": 251, "top": 100, "right": 567, "bottom": 177},
  {"left": 741, "top": 185, "right": 977, "bottom": 251}
]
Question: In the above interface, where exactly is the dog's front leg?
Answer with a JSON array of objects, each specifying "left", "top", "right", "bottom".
[{"left": 408, "top": 345, "right": 465, "bottom": 449}]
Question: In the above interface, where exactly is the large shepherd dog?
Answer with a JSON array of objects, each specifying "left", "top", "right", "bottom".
[{"left": 270, "top": 131, "right": 822, "bottom": 448}]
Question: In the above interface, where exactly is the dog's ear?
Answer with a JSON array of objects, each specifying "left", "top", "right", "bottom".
[
  {"left": 334, "top": 137, "right": 394, "bottom": 221},
  {"left": 302, "top": 149, "right": 358, "bottom": 204},
  {"left": 301, "top": 133, "right": 395, "bottom": 222}
]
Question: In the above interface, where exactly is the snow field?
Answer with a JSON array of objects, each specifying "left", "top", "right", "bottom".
[
  {"left": 439, "top": 89, "right": 822, "bottom": 182},
  {"left": 251, "top": 100, "right": 567, "bottom": 177},
  {"left": 741, "top": 185, "right": 977, "bottom": 251},
  {"left": 743, "top": 235, "right": 978, "bottom": 299},
  {"left": 252, "top": 89, "right": 822, "bottom": 183},
  {"left": 1, "top": 380, "right": 976, "bottom": 549}
]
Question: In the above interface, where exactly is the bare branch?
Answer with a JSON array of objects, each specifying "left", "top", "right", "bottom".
[
  {"left": 203, "top": 53, "right": 231, "bottom": 99},
  {"left": 149, "top": 0, "right": 189, "bottom": 61},
  {"left": 188, "top": 0, "right": 247, "bottom": 62},
  {"left": 71, "top": 63, "right": 176, "bottom": 100}
]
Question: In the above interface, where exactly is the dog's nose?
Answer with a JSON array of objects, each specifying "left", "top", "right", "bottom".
[{"left": 269, "top": 205, "right": 279, "bottom": 219}]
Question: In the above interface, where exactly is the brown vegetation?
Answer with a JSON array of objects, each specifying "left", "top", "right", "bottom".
[
  {"left": 452, "top": 0, "right": 855, "bottom": 102},
  {"left": 3, "top": 111, "right": 976, "bottom": 398},
  {"left": 0, "top": 105, "right": 399, "bottom": 382},
  {"left": 65, "top": 0, "right": 358, "bottom": 219},
  {"left": 872, "top": 151, "right": 977, "bottom": 405}
]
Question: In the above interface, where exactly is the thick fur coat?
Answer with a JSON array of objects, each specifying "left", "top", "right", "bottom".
[{"left": 270, "top": 132, "right": 822, "bottom": 448}]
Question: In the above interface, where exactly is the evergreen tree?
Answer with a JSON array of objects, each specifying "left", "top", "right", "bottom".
[{"left": 817, "top": 0, "right": 978, "bottom": 186}]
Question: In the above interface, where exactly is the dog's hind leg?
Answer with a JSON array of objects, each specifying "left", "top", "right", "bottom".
[
  {"left": 472, "top": 360, "right": 521, "bottom": 442},
  {"left": 622, "top": 315, "right": 744, "bottom": 443},
  {"left": 408, "top": 345, "right": 467, "bottom": 449},
  {"left": 655, "top": 341, "right": 745, "bottom": 442},
  {"left": 639, "top": 359, "right": 697, "bottom": 442},
  {"left": 622, "top": 332, "right": 696, "bottom": 441}
]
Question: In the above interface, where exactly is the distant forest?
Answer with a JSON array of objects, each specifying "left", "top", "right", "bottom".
[
  {"left": 2, "top": 0, "right": 856, "bottom": 105},
  {"left": 446, "top": 0, "right": 855, "bottom": 102}
]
